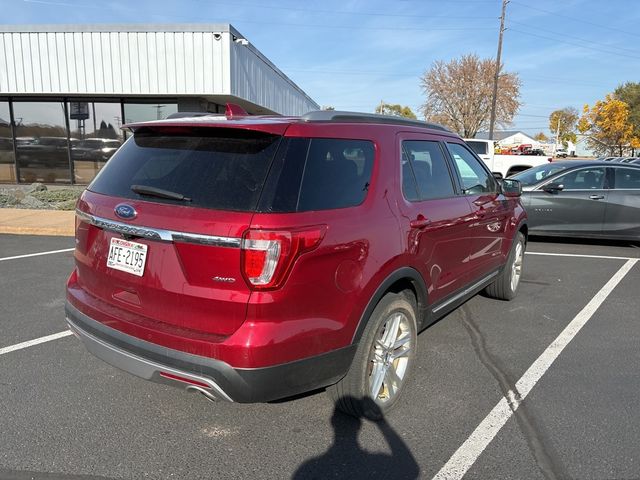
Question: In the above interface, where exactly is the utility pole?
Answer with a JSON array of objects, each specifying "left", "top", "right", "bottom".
[{"left": 488, "top": 0, "right": 508, "bottom": 141}]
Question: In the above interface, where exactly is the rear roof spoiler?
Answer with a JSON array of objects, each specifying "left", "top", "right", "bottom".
[{"left": 301, "top": 110, "right": 451, "bottom": 132}]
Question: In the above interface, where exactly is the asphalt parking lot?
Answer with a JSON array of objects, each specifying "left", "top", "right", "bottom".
[{"left": 1, "top": 234, "right": 639, "bottom": 480}]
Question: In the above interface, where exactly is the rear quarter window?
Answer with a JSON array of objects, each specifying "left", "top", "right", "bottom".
[
  {"left": 613, "top": 167, "right": 640, "bottom": 189},
  {"left": 259, "top": 138, "right": 375, "bottom": 212},
  {"left": 466, "top": 140, "right": 488, "bottom": 155}
]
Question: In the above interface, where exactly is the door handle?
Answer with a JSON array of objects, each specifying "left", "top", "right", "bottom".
[
  {"left": 410, "top": 215, "right": 431, "bottom": 229},
  {"left": 589, "top": 194, "right": 605, "bottom": 200}
]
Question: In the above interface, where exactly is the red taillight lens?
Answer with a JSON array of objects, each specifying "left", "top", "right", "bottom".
[{"left": 241, "top": 226, "right": 326, "bottom": 290}]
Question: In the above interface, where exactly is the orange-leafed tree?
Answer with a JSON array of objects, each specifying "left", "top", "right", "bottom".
[{"left": 578, "top": 94, "right": 638, "bottom": 156}]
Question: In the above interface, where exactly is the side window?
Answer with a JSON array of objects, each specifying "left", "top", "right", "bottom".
[
  {"left": 613, "top": 167, "right": 640, "bottom": 189},
  {"left": 402, "top": 140, "right": 455, "bottom": 201},
  {"left": 555, "top": 167, "right": 605, "bottom": 190},
  {"left": 446, "top": 143, "right": 496, "bottom": 194}
]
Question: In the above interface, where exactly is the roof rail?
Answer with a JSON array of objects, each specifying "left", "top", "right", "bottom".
[
  {"left": 166, "top": 112, "right": 222, "bottom": 119},
  {"left": 300, "top": 110, "right": 451, "bottom": 132}
]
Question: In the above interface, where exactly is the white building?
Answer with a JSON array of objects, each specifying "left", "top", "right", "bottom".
[
  {"left": 0, "top": 24, "right": 319, "bottom": 184},
  {"left": 475, "top": 130, "right": 540, "bottom": 148}
]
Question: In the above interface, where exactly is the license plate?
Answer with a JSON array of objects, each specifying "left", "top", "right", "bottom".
[{"left": 106, "top": 238, "right": 148, "bottom": 277}]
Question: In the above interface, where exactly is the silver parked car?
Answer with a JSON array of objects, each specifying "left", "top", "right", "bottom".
[{"left": 510, "top": 161, "right": 640, "bottom": 240}]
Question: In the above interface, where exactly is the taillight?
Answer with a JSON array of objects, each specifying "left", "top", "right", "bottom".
[
  {"left": 548, "top": 157, "right": 553, "bottom": 162},
  {"left": 241, "top": 226, "right": 326, "bottom": 290}
]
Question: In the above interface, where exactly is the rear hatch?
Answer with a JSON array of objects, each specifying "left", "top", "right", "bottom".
[{"left": 71, "top": 124, "right": 286, "bottom": 340}]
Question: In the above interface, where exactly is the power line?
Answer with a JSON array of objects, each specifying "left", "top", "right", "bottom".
[
  {"left": 508, "top": 19, "right": 640, "bottom": 56},
  {"left": 21, "top": 0, "right": 496, "bottom": 32},
  {"left": 206, "top": 0, "right": 497, "bottom": 19},
  {"left": 521, "top": 75, "right": 612, "bottom": 88},
  {"left": 510, "top": 0, "right": 638, "bottom": 39},
  {"left": 508, "top": 28, "right": 640, "bottom": 62}
]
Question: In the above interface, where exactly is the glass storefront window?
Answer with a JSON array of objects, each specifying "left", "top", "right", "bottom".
[
  {"left": 68, "top": 101, "right": 124, "bottom": 184},
  {"left": 124, "top": 102, "right": 178, "bottom": 123},
  {"left": 0, "top": 102, "right": 16, "bottom": 183},
  {"left": 14, "top": 101, "right": 70, "bottom": 184}
]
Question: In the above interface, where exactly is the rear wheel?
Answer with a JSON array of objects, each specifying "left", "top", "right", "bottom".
[
  {"left": 485, "top": 232, "right": 525, "bottom": 300},
  {"left": 328, "top": 292, "right": 417, "bottom": 420}
]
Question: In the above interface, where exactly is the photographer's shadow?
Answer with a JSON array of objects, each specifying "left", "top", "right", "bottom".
[{"left": 293, "top": 396, "right": 420, "bottom": 479}]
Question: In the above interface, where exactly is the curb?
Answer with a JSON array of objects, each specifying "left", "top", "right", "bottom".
[
  {"left": 0, "top": 208, "right": 75, "bottom": 237},
  {"left": 0, "top": 225, "right": 75, "bottom": 236}
]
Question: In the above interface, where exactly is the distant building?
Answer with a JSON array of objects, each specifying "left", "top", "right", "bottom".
[
  {"left": 0, "top": 24, "right": 319, "bottom": 184},
  {"left": 474, "top": 130, "right": 540, "bottom": 147},
  {"left": 567, "top": 135, "right": 598, "bottom": 157}
]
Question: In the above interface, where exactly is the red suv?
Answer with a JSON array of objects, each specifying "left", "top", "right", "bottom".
[{"left": 66, "top": 107, "right": 527, "bottom": 419}]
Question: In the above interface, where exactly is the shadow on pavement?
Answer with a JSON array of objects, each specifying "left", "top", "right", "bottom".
[{"left": 292, "top": 396, "right": 419, "bottom": 479}]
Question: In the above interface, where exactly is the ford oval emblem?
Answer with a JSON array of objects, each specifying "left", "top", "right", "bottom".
[{"left": 114, "top": 204, "right": 137, "bottom": 220}]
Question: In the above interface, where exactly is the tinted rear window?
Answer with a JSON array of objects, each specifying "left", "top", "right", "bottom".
[
  {"left": 259, "top": 138, "right": 375, "bottom": 212},
  {"left": 89, "top": 128, "right": 281, "bottom": 212},
  {"left": 466, "top": 140, "right": 488, "bottom": 155}
]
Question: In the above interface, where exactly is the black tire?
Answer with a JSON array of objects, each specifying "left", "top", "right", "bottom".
[
  {"left": 484, "top": 232, "right": 525, "bottom": 301},
  {"left": 328, "top": 291, "right": 418, "bottom": 420}
]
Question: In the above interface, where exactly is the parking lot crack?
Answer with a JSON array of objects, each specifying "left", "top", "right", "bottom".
[{"left": 459, "top": 305, "right": 570, "bottom": 480}]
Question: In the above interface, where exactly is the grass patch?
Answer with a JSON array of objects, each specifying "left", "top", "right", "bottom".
[{"left": 31, "top": 189, "right": 82, "bottom": 203}]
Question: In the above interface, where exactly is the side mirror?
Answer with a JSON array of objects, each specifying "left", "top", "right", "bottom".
[
  {"left": 501, "top": 178, "right": 522, "bottom": 198},
  {"left": 542, "top": 182, "right": 564, "bottom": 193}
]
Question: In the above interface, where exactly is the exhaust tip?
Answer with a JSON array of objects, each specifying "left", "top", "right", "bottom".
[{"left": 186, "top": 385, "right": 218, "bottom": 403}]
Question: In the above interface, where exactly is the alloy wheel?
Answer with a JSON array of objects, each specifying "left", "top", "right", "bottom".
[
  {"left": 510, "top": 241, "right": 524, "bottom": 292},
  {"left": 368, "top": 312, "right": 413, "bottom": 404}
]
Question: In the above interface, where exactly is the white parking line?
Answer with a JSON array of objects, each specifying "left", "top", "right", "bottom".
[
  {"left": 0, "top": 248, "right": 75, "bottom": 262},
  {"left": 432, "top": 258, "right": 638, "bottom": 480},
  {"left": 0, "top": 330, "right": 73, "bottom": 356},
  {"left": 526, "top": 251, "right": 635, "bottom": 261}
]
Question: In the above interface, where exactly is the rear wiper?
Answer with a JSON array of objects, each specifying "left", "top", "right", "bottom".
[{"left": 131, "top": 184, "right": 191, "bottom": 202}]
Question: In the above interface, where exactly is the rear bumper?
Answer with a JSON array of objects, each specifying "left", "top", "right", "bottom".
[{"left": 65, "top": 301, "right": 356, "bottom": 403}]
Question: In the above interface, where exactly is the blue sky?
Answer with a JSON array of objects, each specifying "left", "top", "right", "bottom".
[{"left": 4, "top": 0, "right": 640, "bottom": 136}]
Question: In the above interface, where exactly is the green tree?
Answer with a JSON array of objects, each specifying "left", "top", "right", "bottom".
[
  {"left": 614, "top": 82, "right": 640, "bottom": 152},
  {"left": 549, "top": 107, "right": 578, "bottom": 146},
  {"left": 375, "top": 102, "right": 417, "bottom": 119}
]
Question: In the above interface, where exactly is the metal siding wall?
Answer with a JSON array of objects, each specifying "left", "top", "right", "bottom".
[
  {"left": 0, "top": 30, "right": 229, "bottom": 95},
  {"left": 229, "top": 42, "right": 318, "bottom": 115},
  {"left": 0, "top": 28, "right": 317, "bottom": 114}
]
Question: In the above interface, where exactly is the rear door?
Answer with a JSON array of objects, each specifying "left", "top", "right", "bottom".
[
  {"left": 445, "top": 141, "right": 510, "bottom": 279},
  {"left": 396, "top": 134, "right": 473, "bottom": 303},
  {"left": 527, "top": 166, "right": 607, "bottom": 235},
  {"left": 604, "top": 166, "right": 640, "bottom": 239},
  {"left": 73, "top": 126, "right": 285, "bottom": 338}
]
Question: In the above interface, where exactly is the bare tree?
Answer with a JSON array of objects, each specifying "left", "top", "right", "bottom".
[{"left": 420, "top": 54, "right": 521, "bottom": 138}]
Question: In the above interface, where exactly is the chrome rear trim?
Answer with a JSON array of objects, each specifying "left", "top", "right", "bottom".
[
  {"left": 76, "top": 210, "right": 241, "bottom": 248},
  {"left": 66, "top": 317, "right": 234, "bottom": 402}
]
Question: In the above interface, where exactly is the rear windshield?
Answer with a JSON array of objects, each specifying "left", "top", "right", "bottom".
[
  {"left": 89, "top": 128, "right": 281, "bottom": 212},
  {"left": 466, "top": 140, "right": 488, "bottom": 155},
  {"left": 89, "top": 128, "right": 375, "bottom": 213}
]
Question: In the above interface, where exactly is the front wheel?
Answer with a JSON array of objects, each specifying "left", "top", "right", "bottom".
[
  {"left": 484, "top": 232, "right": 525, "bottom": 301},
  {"left": 328, "top": 292, "right": 417, "bottom": 420}
]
